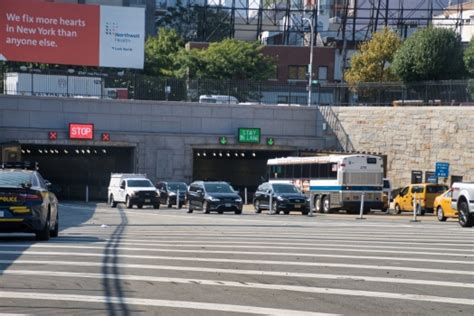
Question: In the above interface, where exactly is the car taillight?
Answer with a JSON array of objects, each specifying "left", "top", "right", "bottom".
[{"left": 19, "top": 193, "right": 43, "bottom": 201}]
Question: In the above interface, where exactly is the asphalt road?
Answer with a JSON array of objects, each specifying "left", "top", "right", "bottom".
[{"left": 0, "top": 202, "right": 473, "bottom": 316}]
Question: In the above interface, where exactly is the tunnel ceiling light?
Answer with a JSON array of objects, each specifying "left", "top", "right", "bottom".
[
  {"left": 55, "top": 149, "right": 59, "bottom": 154},
  {"left": 234, "top": 152, "right": 238, "bottom": 157},
  {"left": 241, "top": 153, "right": 245, "bottom": 157},
  {"left": 81, "top": 149, "right": 85, "bottom": 154},
  {"left": 213, "top": 152, "right": 216, "bottom": 157},
  {"left": 38, "top": 149, "right": 43, "bottom": 154},
  {"left": 26, "top": 149, "right": 31, "bottom": 154},
  {"left": 252, "top": 152, "right": 256, "bottom": 157},
  {"left": 21, "top": 149, "right": 25, "bottom": 154},
  {"left": 93, "top": 150, "right": 97, "bottom": 154},
  {"left": 202, "top": 152, "right": 206, "bottom": 157},
  {"left": 102, "top": 149, "right": 107, "bottom": 154},
  {"left": 75, "top": 149, "right": 80, "bottom": 154},
  {"left": 219, "top": 152, "right": 223, "bottom": 157},
  {"left": 197, "top": 152, "right": 201, "bottom": 157},
  {"left": 64, "top": 149, "right": 68, "bottom": 154},
  {"left": 86, "top": 149, "right": 91, "bottom": 154},
  {"left": 226, "top": 152, "right": 230, "bottom": 157}
]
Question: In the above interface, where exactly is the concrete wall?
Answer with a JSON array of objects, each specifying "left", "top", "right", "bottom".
[
  {"left": 334, "top": 106, "right": 474, "bottom": 188},
  {"left": 0, "top": 95, "right": 333, "bottom": 182}
]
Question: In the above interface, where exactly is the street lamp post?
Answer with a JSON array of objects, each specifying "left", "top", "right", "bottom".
[{"left": 303, "top": 16, "right": 314, "bottom": 107}]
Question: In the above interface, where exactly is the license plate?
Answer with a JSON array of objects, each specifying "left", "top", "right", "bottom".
[
  {"left": 294, "top": 204, "right": 301, "bottom": 208},
  {"left": 225, "top": 203, "right": 231, "bottom": 207},
  {"left": 0, "top": 211, "right": 4, "bottom": 217},
  {"left": 145, "top": 199, "right": 151, "bottom": 203}
]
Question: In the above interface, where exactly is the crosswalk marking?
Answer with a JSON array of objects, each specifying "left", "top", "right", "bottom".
[
  {"left": 2, "top": 260, "right": 474, "bottom": 289},
  {"left": 0, "top": 291, "right": 337, "bottom": 316}
]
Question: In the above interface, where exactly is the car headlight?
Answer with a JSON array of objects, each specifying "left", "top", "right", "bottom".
[
  {"left": 235, "top": 198, "right": 242, "bottom": 203},
  {"left": 169, "top": 192, "right": 176, "bottom": 196},
  {"left": 208, "top": 196, "right": 220, "bottom": 202},
  {"left": 155, "top": 190, "right": 160, "bottom": 197},
  {"left": 276, "top": 196, "right": 286, "bottom": 201}
]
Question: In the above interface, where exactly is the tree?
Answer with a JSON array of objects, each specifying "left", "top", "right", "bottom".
[
  {"left": 344, "top": 27, "right": 401, "bottom": 86},
  {"left": 464, "top": 38, "right": 474, "bottom": 77},
  {"left": 144, "top": 28, "right": 184, "bottom": 77},
  {"left": 156, "top": 2, "right": 232, "bottom": 42},
  {"left": 185, "top": 39, "right": 276, "bottom": 81},
  {"left": 392, "top": 27, "right": 465, "bottom": 82}
]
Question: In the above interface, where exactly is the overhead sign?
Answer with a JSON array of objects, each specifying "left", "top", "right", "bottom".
[
  {"left": 266, "top": 137, "right": 275, "bottom": 146},
  {"left": 69, "top": 123, "right": 94, "bottom": 140},
  {"left": 0, "top": 0, "right": 144, "bottom": 69},
  {"left": 238, "top": 128, "right": 260, "bottom": 144},
  {"left": 435, "top": 162, "right": 450, "bottom": 178}
]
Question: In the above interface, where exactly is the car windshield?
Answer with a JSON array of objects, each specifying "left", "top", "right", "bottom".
[
  {"left": 273, "top": 184, "right": 299, "bottom": 194},
  {"left": 204, "top": 183, "right": 233, "bottom": 193},
  {"left": 128, "top": 180, "right": 153, "bottom": 187},
  {"left": 168, "top": 183, "right": 187, "bottom": 191},
  {"left": 0, "top": 171, "right": 32, "bottom": 188}
]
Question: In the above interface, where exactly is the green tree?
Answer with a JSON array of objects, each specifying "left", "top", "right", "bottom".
[
  {"left": 464, "top": 38, "right": 474, "bottom": 77},
  {"left": 194, "top": 39, "right": 276, "bottom": 81},
  {"left": 345, "top": 27, "right": 402, "bottom": 86},
  {"left": 392, "top": 27, "right": 465, "bottom": 82},
  {"left": 144, "top": 28, "right": 184, "bottom": 77}
]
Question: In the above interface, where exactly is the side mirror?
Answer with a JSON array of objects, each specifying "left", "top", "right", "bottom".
[
  {"left": 44, "top": 180, "right": 52, "bottom": 189},
  {"left": 120, "top": 184, "right": 125, "bottom": 189},
  {"left": 196, "top": 189, "right": 203, "bottom": 194}
]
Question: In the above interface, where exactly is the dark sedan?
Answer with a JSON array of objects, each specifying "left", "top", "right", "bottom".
[
  {"left": 187, "top": 181, "right": 243, "bottom": 214},
  {"left": 157, "top": 181, "right": 188, "bottom": 208},
  {"left": 0, "top": 165, "right": 59, "bottom": 241},
  {"left": 253, "top": 182, "right": 309, "bottom": 215}
]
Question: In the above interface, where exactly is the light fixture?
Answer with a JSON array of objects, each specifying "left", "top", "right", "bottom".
[
  {"left": 81, "top": 149, "right": 85, "bottom": 154},
  {"left": 55, "top": 149, "right": 59, "bottom": 154},
  {"left": 241, "top": 153, "right": 245, "bottom": 157},
  {"left": 219, "top": 152, "right": 223, "bottom": 157},
  {"left": 64, "top": 149, "right": 69, "bottom": 154},
  {"left": 21, "top": 149, "right": 25, "bottom": 154},
  {"left": 234, "top": 152, "right": 238, "bottom": 157},
  {"left": 86, "top": 149, "right": 91, "bottom": 154},
  {"left": 226, "top": 152, "right": 230, "bottom": 157},
  {"left": 102, "top": 149, "right": 107, "bottom": 154},
  {"left": 202, "top": 152, "right": 206, "bottom": 157},
  {"left": 252, "top": 152, "right": 256, "bottom": 157},
  {"left": 197, "top": 152, "right": 201, "bottom": 157},
  {"left": 26, "top": 149, "right": 31, "bottom": 154},
  {"left": 94, "top": 150, "right": 97, "bottom": 154},
  {"left": 75, "top": 149, "right": 80, "bottom": 154},
  {"left": 38, "top": 149, "right": 43, "bottom": 154},
  {"left": 213, "top": 152, "right": 216, "bottom": 157}
]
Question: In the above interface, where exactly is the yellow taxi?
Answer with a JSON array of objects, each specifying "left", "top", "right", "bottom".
[
  {"left": 433, "top": 189, "right": 458, "bottom": 221},
  {"left": 393, "top": 183, "right": 448, "bottom": 215}
]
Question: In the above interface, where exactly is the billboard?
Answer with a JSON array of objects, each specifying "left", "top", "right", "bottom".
[{"left": 0, "top": 0, "right": 144, "bottom": 69}]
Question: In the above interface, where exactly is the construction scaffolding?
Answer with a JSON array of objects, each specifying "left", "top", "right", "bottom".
[{"left": 155, "top": 0, "right": 472, "bottom": 45}]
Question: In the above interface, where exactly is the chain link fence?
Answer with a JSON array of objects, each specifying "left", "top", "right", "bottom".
[{"left": 2, "top": 70, "right": 474, "bottom": 106}]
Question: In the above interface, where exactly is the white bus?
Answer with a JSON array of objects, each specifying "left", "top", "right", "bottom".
[{"left": 267, "top": 154, "right": 384, "bottom": 214}]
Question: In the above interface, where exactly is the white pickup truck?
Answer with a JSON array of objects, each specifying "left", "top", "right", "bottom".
[
  {"left": 108, "top": 174, "right": 160, "bottom": 209},
  {"left": 451, "top": 182, "right": 474, "bottom": 227}
]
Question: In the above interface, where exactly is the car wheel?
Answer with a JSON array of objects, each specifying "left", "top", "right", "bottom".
[
  {"left": 235, "top": 209, "right": 242, "bottom": 215},
  {"left": 315, "top": 196, "right": 322, "bottom": 213},
  {"left": 36, "top": 212, "right": 51, "bottom": 241},
  {"left": 203, "top": 201, "right": 210, "bottom": 214},
  {"left": 393, "top": 204, "right": 401, "bottom": 215},
  {"left": 218, "top": 209, "right": 224, "bottom": 214},
  {"left": 283, "top": 210, "right": 290, "bottom": 215},
  {"left": 254, "top": 200, "right": 262, "bottom": 213},
  {"left": 125, "top": 196, "right": 133, "bottom": 209},
  {"left": 437, "top": 206, "right": 447, "bottom": 222},
  {"left": 301, "top": 210, "right": 309, "bottom": 215},
  {"left": 153, "top": 202, "right": 160, "bottom": 209},
  {"left": 458, "top": 200, "right": 473, "bottom": 227},
  {"left": 271, "top": 200, "right": 279, "bottom": 214},
  {"left": 187, "top": 203, "right": 193, "bottom": 213},
  {"left": 322, "top": 196, "right": 330, "bottom": 214},
  {"left": 109, "top": 195, "right": 117, "bottom": 208},
  {"left": 50, "top": 210, "right": 59, "bottom": 238},
  {"left": 137, "top": 204, "right": 143, "bottom": 209}
]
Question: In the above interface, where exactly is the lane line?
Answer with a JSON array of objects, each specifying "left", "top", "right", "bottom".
[
  {"left": 0, "top": 290, "right": 335, "bottom": 316},
  {"left": 1, "top": 243, "right": 472, "bottom": 259},
  {"left": 1, "top": 251, "right": 473, "bottom": 275},
  {"left": 0, "top": 246, "right": 471, "bottom": 265},
  {"left": 2, "top": 259, "right": 473, "bottom": 289},
  {"left": 2, "top": 270, "right": 474, "bottom": 306}
]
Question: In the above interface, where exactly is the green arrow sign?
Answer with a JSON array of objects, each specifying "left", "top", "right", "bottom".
[
  {"left": 266, "top": 137, "right": 275, "bottom": 146},
  {"left": 219, "top": 136, "right": 228, "bottom": 145}
]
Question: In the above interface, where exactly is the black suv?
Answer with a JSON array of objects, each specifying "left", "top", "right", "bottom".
[
  {"left": 156, "top": 181, "right": 188, "bottom": 208},
  {"left": 187, "top": 181, "right": 243, "bottom": 214},
  {"left": 253, "top": 182, "right": 309, "bottom": 215}
]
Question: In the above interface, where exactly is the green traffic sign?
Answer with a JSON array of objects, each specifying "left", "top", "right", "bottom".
[
  {"left": 266, "top": 137, "right": 275, "bottom": 146},
  {"left": 238, "top": 128, "right": 260, "bottom": 144},
  {"left": 219, "top": 136, "right": 228, "bottom": 145}
]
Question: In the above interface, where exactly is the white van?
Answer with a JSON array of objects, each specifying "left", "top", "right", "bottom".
[
  {"left": 108, "top": 173, "right": 160, "bottom": 209},
  {"left": 199, "top": 95, "right": 239, "bottom": 104}
]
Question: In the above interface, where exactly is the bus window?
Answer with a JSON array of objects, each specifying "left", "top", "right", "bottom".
[
  {"left": 284, "top": 165, "right": 293, "bottom": 179},
  {"left": 293, "top": 165, "right": 302, "bottom": 178},
  {"left": 329, "top": 163, "right": 337, "bottom": 179},
  {"left": 320, "top": 163, "right": 329, "bottom": 178},
  {"left": 310, "top": 164, "right": 319, "bottom": 178},
  {"left": 302, "top": 164, "right": 310, "bottom": 178},
  {"left": 271, "top": 165, "right": 284, "bottom": 179},
  {"left": 367, "top": 157, "right": 377, "bottom": 164}
]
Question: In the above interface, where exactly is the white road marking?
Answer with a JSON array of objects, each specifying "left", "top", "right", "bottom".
[
  {"left": 51, "top": 237, "right": 474, "bottom": 253},
  {"left": 0, "top": 246, "right": 471, "bottom": 265},
  {"left": 0, "top": 290, "right": 335, "bottom": 316},
  {"left": 1, "top": 259, "right": 473, "bottom": 289},
  {"left": 0, "top": 251, "right": 472, "bottom": 276},
  {"left": 9, "top": 241, "right": 468, "bottom": 258},
  {"left": 2, "top": 270, "right": 474, "bottom": 306}
]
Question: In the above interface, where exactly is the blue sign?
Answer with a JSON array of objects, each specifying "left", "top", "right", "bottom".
[{"left": 435, "top": 162, "right": 450, "bottom": 178}]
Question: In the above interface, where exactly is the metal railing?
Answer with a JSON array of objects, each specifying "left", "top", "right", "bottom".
[{"left": 2, "top": 70, "right": 474, "bottom": 106}]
